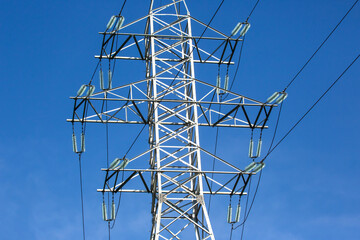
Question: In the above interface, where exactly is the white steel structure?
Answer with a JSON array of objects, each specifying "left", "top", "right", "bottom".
[{"left": 69, "top": 1, "right": 275, "bottom": 239}]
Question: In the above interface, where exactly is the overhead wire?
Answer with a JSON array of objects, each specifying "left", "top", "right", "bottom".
[
  {"left": 283, "top": 0, "right": 359, "bottom": 92},
  {"left": 228, "top": 2, "right": 359, "bottom": 234},
  {"left": 230, "top": 52, "right": 360, "bottom": 237},
  {"left": 78, "top": 154, "right": 86, "bottom": 240},
  {"left": 72, "top": 0, "right": 130, "bottom": 238},
  {"left": 208, "top": 0, "right": 262, "bottom": 218},
  {"left": 246, "top": 0, "right": 260, "bottom": 22},
  {"left": 261, "top": 53, "right": 360, "bottom": 163}
]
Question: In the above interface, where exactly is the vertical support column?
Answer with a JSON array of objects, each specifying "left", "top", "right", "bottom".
[
  {"left": 187, "top": 16, "right": 215, "bottom": 240},
  {"left": 149, "top": 11, "right": 163, "bottom": 240}
]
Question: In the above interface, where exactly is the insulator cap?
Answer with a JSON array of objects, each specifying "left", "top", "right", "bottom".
[
  {"left": 231, "top": 22, "right": 243, "bottom": 36},
  {"left": 109, "top": 158, "right": 121, "bottom": 169},
  {"left": 248, "top": 139, "right": 254, "bottom": 158},
  {"left": 235, "top": 204, "right": 241, "bottom": 223},
  {"left": 72, "top": 133, "right": 78, "bottom": 153},
  {"left": 102, "top": 202, "right": 107, "bottom": 221},
  {"left": 239, "top": 23, "right": 251, "bottom": 37},
  {"left": 77, "top": 85, "right": 87, "bottom": 97},
  {"left": 253, "top": 162, "right": 266, "bottom": 173},
  {"left": 244, "top": 161, "right": 256, "bottom": 172},
  {"left": 99, "top": 69, "right": 104, "bottom": 90},
  {"left": 255, "top": 139, "right": 262, "bottom": 158},
  {"left": 227, "top": 204, "right": 232, "bottom": 223},
  {"left": 115, "top": 16, "right": 125, "bottom": 31},
  {"left": 106, "top": 16, "right": 116, "bottom": 30}
]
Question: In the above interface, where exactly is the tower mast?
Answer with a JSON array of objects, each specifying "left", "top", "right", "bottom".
[{"left": 70, "top": 1, "right": 275, "bottom": 239}]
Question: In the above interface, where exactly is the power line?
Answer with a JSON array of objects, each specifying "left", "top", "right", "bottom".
[
  {"left": 78, "top": 154, "right": 86, "bottom": 240},
  {"left": 262, "top": 52, "right": 360, "bottom": 163},
  {"left": 246, "top": 0, "right": 261, "bottom": 22},
  {"left": 231, "top": 52, "right": 360, "bottom": 237},
  {"left": 284, "top": 0, "right": 359, "bottom": 91},
  {"left": 118, "top": 0, "right": 128, "bottom": 16}
]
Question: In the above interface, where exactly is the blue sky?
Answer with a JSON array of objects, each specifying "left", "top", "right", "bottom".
[{"left": 0, "top": 0, "right": 359, "bottom": 239}]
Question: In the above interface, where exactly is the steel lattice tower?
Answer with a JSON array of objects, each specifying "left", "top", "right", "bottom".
[{"left": 70, "top": 0, "right": 274, "bottom": 239}]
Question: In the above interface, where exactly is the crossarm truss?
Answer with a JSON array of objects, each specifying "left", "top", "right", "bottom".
[{"left": 67, "top": 78, "right": 274, "bottom": 129}]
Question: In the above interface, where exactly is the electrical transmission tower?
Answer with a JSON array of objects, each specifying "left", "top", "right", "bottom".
[{"left": 70, "top": 0, "right": 276, "bottom": 239}]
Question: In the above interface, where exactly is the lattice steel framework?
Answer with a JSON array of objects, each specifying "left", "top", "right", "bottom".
[{"left": 69, "top": 1, "right": 275, "bottom": 239}]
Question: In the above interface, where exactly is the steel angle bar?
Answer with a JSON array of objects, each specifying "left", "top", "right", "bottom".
[
  {"left": 158, "top": 124, "right": 190, "bottom": 143},
  {"left": 159, "top": 144, "right": 190, "bottom": 163},
  {"left": 152, "top": 0, "right": 185, "bottom": 14},
  {"left": 154, "top": 41, "right": 183, "bottom": 59},
  {"left": 153, "top": 16, "right": 189, "bottom": 36},
  {"left": 156, "top": 81, "right": 193, "bottom": 101},
  {"left": 161, "top": 174, "right": 198, "bottom": 197},
  {"left": 162, "top": 172, "right": 188, "bottom": 189},
  {"left": 101, "top": 169, "right": 247, "bottom": 175},
  {"left": 99, "top": 32, "right": 240, "bottom": 41},
  {"left": 152, "top": 17, "right": 188, "bottom": 36},
  {"left": 97, "top": 55, "right": 234, "bottom": 64},
  {"left": 198, "top": 146, "right": 242, "bottom": 172},
  {"left": 114, "top": 171, "right": 139, "bottom": 192},
  {"left": 158, "top": 104, "right": 195, "bottom": 124},
  {"left": 160, "top": 148, "right": 199, "bottom": 171},
  {"left": 97, "top": 189, "right": 248, "bottom": 195},
  {"left": 156, "top": 60, "right": 193, "bottom": 80},
  {"left": 159, "top": 202, "right": 198, "bottom": 235},
  {"left": 158, "top": 126, "right": 190, "bottom": 146},
  {"left": 170, "top": 223, "right": 191, "bottom": 240},
  {"left": 204, "top": 175, "right": 233, "bottom": 192},
  {"left": 213, "top": 174, "right": 239, "bottom": 194},
  {"left": 212, "top": 105, "right": 240, "bottom": 127},
  {"left": 156, "top": 58, "right": 189, "bottom": 77},
  {"left": 154, "top": 39, "right": 189, "bottom": 57},
  {"left": 189, "top": 16, "right": 229, "bottom": 38},
  {"left": 160, "top": 223, "right": 181, "bottom": 240},
  {"left": 160, "top": 124, "right": 197, "bottom": 146},
  {"left": 163, "top": 201, "right": 211, "bottom": 235},
  {"left": 157, "top": 80, "right": 194, "bottom": 100},
  {"left": 153, "top": 62, "right": 190, "bottom": 82},
  {"left": 160, "top": 149, "right": 198, "bottom": 169}
]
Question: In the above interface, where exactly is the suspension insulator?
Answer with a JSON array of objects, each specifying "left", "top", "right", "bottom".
[
  {"left": 81, "top": 133, "right": 85, "bottom": 153},
  {"left": 72, "top": 133, "right": 78, "bottom": 153},
  {"left": 224, "top": 74, "right": 229, "bottom": 91},
  {"left": 216, "top": 75, "right": 221, "bottom": 94},
  {"left": 106, "top": 16, "right": 116, "bottom": 30},
  {"left": 99, "top": 69, "right": 104, "bottom": 90},
  {"left": 102, "top": 202, "right": 107, "bottom": 221},
  {"left": 118, "top": 159, "right": 129, "bottom": 169},
  {"left": 235, "top": 204, "right": 241, "bottom": 223},
  {"left": 86, "top": 85, "right": 95, "bottom": 97},
  {"left": 275, "top": 92, "right": 288, "bottom": 104},
  {"left": 109, "top": 158, "right": 121, "bottom": 169},
  {"left": 111, "top": 201, "right": 116, "bottom": 220},
  {"left": 244, "top": 161, "right": 256, "bottom": 172},
  {"left": 108, "top": 70, "right": 112, "bottom": 89},
  {"left": 253, "top": 163, "right": 266, "bottom": 173},
  {"left": 239, "top": 23, "right": 251, "bottom": 37},
  {"left": 77, "top": 85, "right": 87, "bottom": 97},
  {"left": 267, "top": 92, "right": 279, "bottom": 103},
  {"left": 248, "top": 139, "right": 254, "bottom": 158},
  {"left": 115, "top": 16, "right": 125, "bottom": 31},
  {"left": 227, "top": 204, "right": 232, "bottom": 223},
  {"left": 255, "top": 139, "right": 262, "bottom": 158},
  {"left": 231, "top": 22, "right": 243, "bottom": 36}
]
